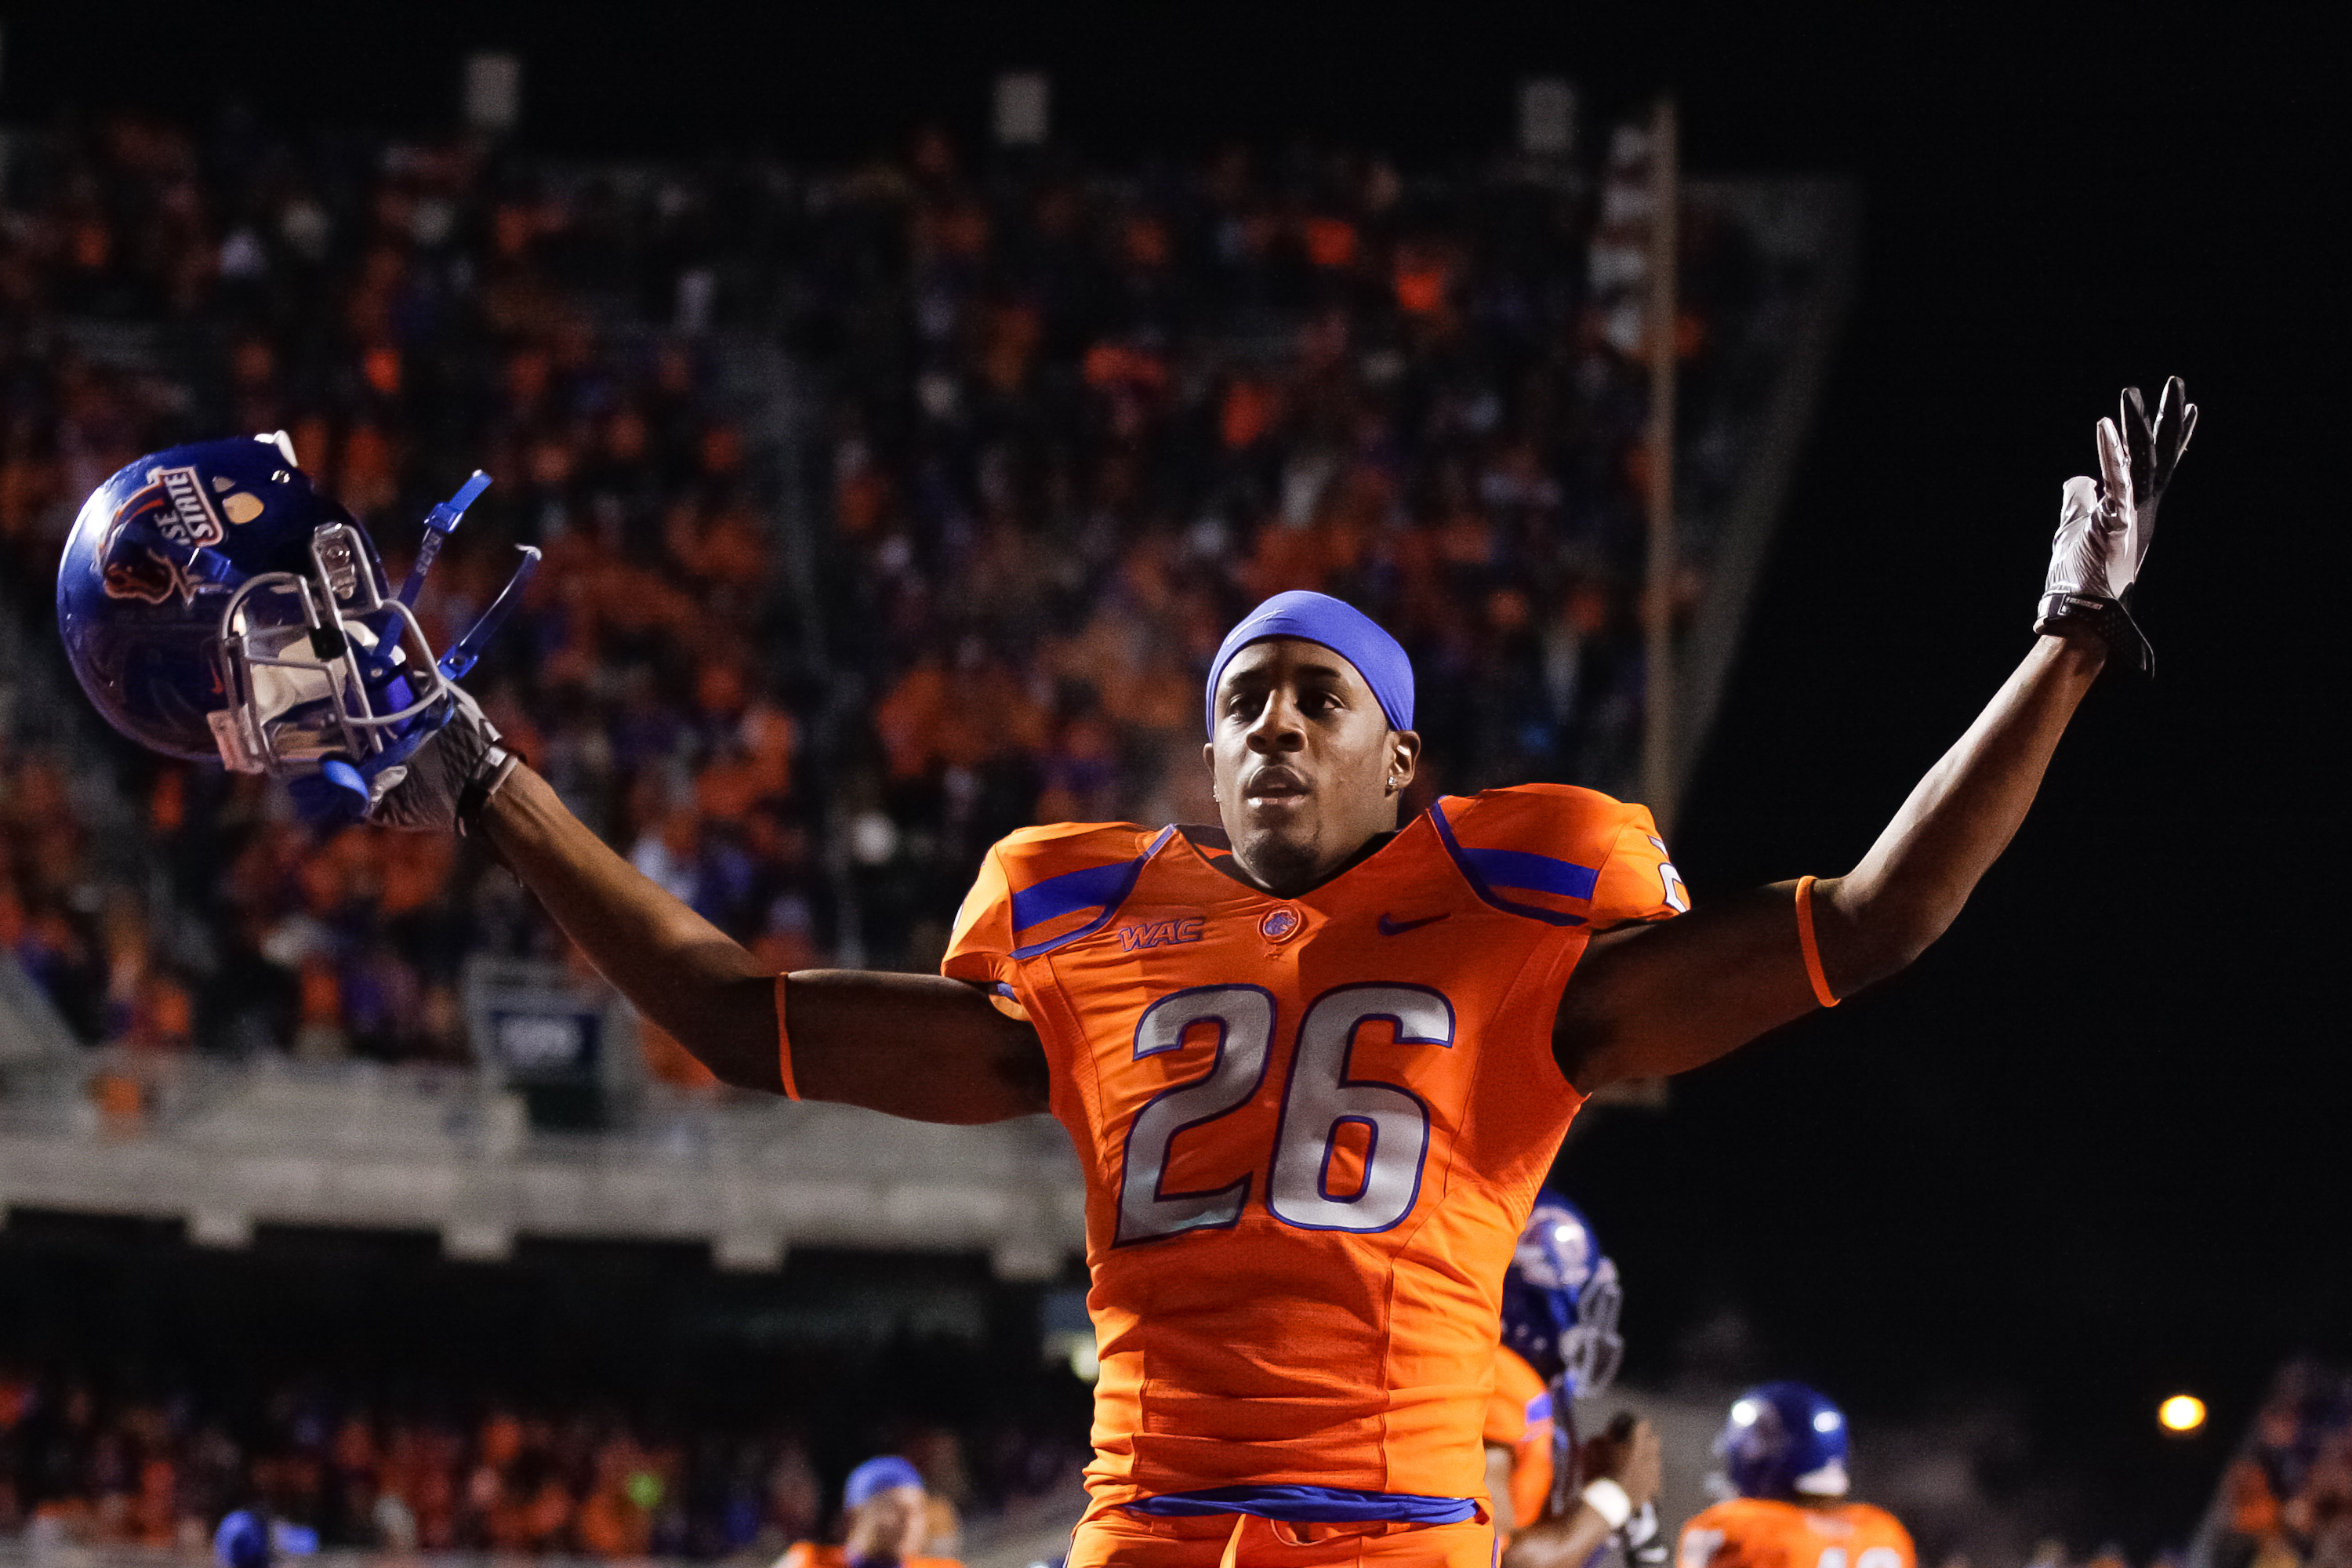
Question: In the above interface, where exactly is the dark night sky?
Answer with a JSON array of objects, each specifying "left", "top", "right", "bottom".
[{"left": 5, "top": 1, "right": 2343, "bottom": 1542}]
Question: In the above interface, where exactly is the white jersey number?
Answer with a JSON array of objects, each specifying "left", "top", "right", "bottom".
[{"left": 1116, "top": 982, "right": 1456, "bottom": 1244}]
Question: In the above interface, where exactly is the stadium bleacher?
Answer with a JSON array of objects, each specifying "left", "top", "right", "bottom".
[
  {"left": 0, "top": 102, "right": 1853, "bottom": 1560},
  {"left": 2192, "top": 1363, "right": 2352, "bottom": 1568},
  {"left": 2, "top": 110, "right": 1844, "bottom": 1065}
]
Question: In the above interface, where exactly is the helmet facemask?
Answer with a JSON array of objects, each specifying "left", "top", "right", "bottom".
[
  {"left": 1558, "top": 1255, "right": 1625, "bottom": 1399},
  {"left": 209, "top": 518, "right": 450, "bottom": 781}
]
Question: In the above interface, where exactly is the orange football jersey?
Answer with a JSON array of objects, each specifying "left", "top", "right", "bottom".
[
  {"left": 1677, "top": 1498, "right": 1915, "bottom": 1568},
  {"left": 1482, "top": 1345, "right": 1555, "bottom": 1532},
  {"left": 942, "top": 785, "right": 1686, "bottom": 1515}
]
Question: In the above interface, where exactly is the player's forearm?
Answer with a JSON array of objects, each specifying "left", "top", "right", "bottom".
[
  {"left": 481, "top": 765, "right": 782, "bottom": 1091},
  {"left": 1815, "top": 632, "right": 2107, "bottom": 993}
]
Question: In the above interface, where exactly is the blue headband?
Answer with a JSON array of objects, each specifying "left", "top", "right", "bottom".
[
  {"left": 1204, "top": 590, "right": 1414, "bottom": 735},
  {"left": 844, "top": 1456, "right": 925, "bottom": 1510}
]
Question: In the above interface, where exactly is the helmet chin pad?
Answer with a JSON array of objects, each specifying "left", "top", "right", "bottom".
[{"left": 212, "top": 521, "right": 450, "bottom": 778}]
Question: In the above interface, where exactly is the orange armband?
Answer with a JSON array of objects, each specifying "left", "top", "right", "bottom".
[
  {"left": 774, "top": 975, "right": 802, "bottom": 1100},
  {"left": 1794, "top": 876, "right": 1839, "bottom": 1009}
]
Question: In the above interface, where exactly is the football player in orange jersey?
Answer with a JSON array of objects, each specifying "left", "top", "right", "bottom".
[
  {"left": 1483, "top": 1194, "right": 1661, "bottom": 1563},
  {"left": 1678, "top": 1385, "right": 1915, "bottom": 1568},
  {"left": 325, "top": 381, "right": 2192, "bottom": 1567}
]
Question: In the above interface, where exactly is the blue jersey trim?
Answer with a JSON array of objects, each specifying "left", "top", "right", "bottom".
[
  {"left": 1459, "top": 844, "right": 1599, "bottom": 902},
  {"left": 1125, "top": 1486, "right": 1478, "bottom": 1524},
  {"left": 1428, "top": 802, "right": 1590, "bottom": 928},
  {"left": 1008, "top": 826, "right": 1176, "bottom": 960}
]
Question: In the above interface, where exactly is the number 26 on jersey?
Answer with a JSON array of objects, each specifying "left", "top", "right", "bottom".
[{"left": 1116, "top": 982, "right": 1454, "bottom": 1244}]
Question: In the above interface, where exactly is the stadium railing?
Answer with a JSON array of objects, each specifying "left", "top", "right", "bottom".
[{"left": 0, "top": 1008, "right": 1085, "bottom": 1275}]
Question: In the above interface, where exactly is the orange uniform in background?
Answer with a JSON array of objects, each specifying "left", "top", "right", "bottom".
[
  {"left": 1483, "top": 1345, "right": 1555, "bottom": 1534},
  {"left": 1676, "top": 1498, "right": 1916, "bottom": 1568},
  {"left": 942, "top": 784, "right": 1686, "bottom": 1563}
]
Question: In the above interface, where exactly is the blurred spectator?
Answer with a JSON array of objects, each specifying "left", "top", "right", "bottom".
[
  {"left": 2207, "top": 1365, "right": 2352, "bottom": 1568},
  {"left": 0, "top": 1363, "right": 1059, "bottom": 1562},
  {"left": 1, "top": 107, "right": 1802, "bottom": 1058},
  {"left": 779, "top": 1455, "right": 961, "bottom": 1568}
]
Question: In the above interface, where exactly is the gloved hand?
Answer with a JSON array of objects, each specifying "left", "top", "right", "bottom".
[
  {"left": 289, "top": 683, "right": 517, "bottom": 836},
  {"left": 2034, "top": 376, "right": 2195, "bottom": 674},
  {"left": 368, "top": 681, "right": 519, "bottom": 835}
]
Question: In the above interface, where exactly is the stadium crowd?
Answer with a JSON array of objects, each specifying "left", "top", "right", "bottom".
[
  {"left": 2207, "top": 1365, "right": 2352, "bottom": 1568},
  {"left": 0, "top": 108, "right": 1797, "bottom": 1065},
  {"left": 0, "top": 1361, "right": 1072, "bottom": 1560}
]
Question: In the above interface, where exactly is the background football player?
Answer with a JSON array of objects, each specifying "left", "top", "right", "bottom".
[
  {"left": 58, "top": 381, "right": 2194, "bottom": 1568},
  {"left": 776, "top": 1457, "right": 961, "bottom": 1568},
  {"left": 1678, "top": 1385, "right": 1915, "bottom": 1568},
  {"left": 1486, "top": 1193, "right": 1662, "bottom": 1566}
]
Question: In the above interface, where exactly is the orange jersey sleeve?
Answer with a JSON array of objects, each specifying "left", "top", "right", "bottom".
[
  {"left": 1679, "top": 1499, "right": 1915, "bottom": 1568},
  {"left": 1483, "top": 1345, "right": 1555, "bottom": 1531},
  {"left": 1435, "top": 782, "right": 1687, "bottom": 929},
  {"left": 942, "top": 821, "right": 1170, "bottom": 1023}
]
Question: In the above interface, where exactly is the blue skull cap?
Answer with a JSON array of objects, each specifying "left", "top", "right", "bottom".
[{"left": 1204, "top": 591, "right": 1414, "bottom": 735}]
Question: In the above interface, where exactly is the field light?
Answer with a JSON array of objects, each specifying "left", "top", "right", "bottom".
[{"left": 2159, "top": 1395, "right": 2207, "bottom": 1433}]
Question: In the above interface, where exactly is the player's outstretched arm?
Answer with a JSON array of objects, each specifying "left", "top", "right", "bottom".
[
  {"left": 1555, "top": 633, "right": 2106, "bottom": 1089},
  {"left": 483, "top": 767, "right": 1048, "bottom": 1122},
  {"left": 1555, "top": 379, "right": 2191, "bottom": 1092}
]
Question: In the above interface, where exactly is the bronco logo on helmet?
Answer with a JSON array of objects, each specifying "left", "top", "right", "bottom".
[{"left": 96, "top": 464, "right": 234, "bottom": 604}]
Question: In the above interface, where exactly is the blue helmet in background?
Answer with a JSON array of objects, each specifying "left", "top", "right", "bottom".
[
  {"left": 57, "top": 433, "right": 529, "bottom": 821},
  {"left": 1500, "top": 1191, "right": 1624, "bottom": 1396},
  {"left": 213, "top": 1511, "right": 318, "bottom": 1568},
  {"left": 1715, "top": 1381, "right": 1851, "bottom": 1501}
]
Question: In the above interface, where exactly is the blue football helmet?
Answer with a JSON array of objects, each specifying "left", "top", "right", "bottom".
[
  {"left": 1501, "top": 1191, "right": 1624, "bottom": 1396},
  {"left": 1715, "top": 1381, "right": 1850, "bottom": 1501},
  {"left": 57, "top": 434, "right": 529, "bottom": 821}
]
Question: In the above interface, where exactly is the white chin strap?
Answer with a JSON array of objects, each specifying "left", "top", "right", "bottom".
[{"left": 1794, "top": 1458, "right": 1849, "bottom": 1497}]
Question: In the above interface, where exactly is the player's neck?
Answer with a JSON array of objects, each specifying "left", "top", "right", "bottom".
[{"left": 1187, "top": 824, "right": 1401, "bottom": 898}]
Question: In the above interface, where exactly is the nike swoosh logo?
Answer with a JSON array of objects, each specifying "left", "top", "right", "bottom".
[{"left": 1377, "top": 912, "right": 1450, "bottom": 936}]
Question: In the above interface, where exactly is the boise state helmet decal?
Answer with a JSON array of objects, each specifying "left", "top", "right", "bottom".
[
  {"left": 1501, "top": 1192, "right": 1624, "bottom": 1396},
  {"left": 96, "top": 462, "right": 230, "bottom": 604},
  {"left": 59, "top": 434, "right": 344, "bottom": 760},
  {"left": 1715, "top": 1381, "right": 1851, "bottom": 1501}
]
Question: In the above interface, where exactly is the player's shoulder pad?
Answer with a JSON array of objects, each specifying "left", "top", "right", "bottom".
[
  {"left": 960, "top": 821, "right": 1175, "bottom": 963},
  {"left": 1430, "top": 783, "right": 1686, "bottom": 929}
]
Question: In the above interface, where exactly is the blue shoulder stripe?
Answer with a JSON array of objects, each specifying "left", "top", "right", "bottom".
[
  {"left": 1011, "top": 859, "right": 1134, "bottom": 933},
  {"left": 1429, "top": 801, "right": 1592, "bottom": 927},
  {"left": 1007, "top": 826, "right": 1175, "bottom": 960},
  {"left": 1460, "top": 844, "right": 1599, "bottom": 901}
]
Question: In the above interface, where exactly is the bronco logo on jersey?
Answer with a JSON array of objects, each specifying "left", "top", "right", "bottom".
[{"left": 96, "top": 466, "right": 225, "bottom": 604}]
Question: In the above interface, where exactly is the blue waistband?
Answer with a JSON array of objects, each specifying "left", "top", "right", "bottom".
[{"left": 1125, "top": 1486, "right": 1478, "bottom": 1524}]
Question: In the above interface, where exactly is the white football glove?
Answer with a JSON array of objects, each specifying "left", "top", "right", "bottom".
[{"left": 2034, "top": 376, "right": 2195, "bottom": 674}]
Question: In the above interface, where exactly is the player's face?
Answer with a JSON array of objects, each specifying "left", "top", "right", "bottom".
[{"left": 1205, "top": 637, "right": 1419, "bottom": 896}]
